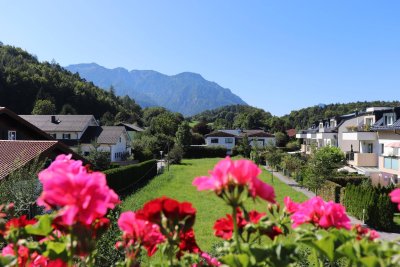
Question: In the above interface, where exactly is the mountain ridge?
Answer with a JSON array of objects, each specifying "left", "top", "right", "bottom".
[{"left": 66, "top": 63, "right": 247, "bottom": 116}]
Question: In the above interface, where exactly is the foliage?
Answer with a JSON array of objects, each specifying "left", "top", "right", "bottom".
[
  {"left": 103, "top": 160, "right": 157, "bottom": 196},
  {"left": 0, "top": 157, "right": 45, "bottom": 217},
  {"left": 318, "top": 180, "right": 343, "bottom": 203},
  {"left": 328, "top": 176, "right": 367, "bottom": 187},
  {"left": 59, "top": 104, "right": 77, "bottom": 115},
  {"left": 149, "top": 112, "right": 183, "bottom": 136},
  {"left": 0, "top": 44, "right": 141, "bottom": 123},
  {"left": 274, "top": 132, "right": 288, "bottom": 147},
  {"left": 285, "top": 140, "right": 300, "bottom": 151},
  {"left": 236, "top": 134, "right": 251, "bottom": 158},
  {"left": 184, "top": 146, "right": 227, "bottom": 159},
  {"left": 191, "top": 121, "right": 212, "bottom": 136},
  {"left": 344, "top": 184, "right": 396, "bottom": 231},
  {"left": 191, "top": 132, "right": 205, "bottom": 145},
  {"left": 169, "top": 144, "right": 184, "bottom": 164},
  {"left": 264, "top": 147, "right": 284, "bottom": 170},
  {"left": 280, "top": 154, "right": 304, "bottom": 177},
  {"left": 303, "top": 146, "right": 345, "bottom": 194},
  {"left": 31, "top": 99, "right": 56, "bottom": 115},
  {"left": 175, "top": 121, "right": 192, "bottom": 149},
  {"left": 132, "top": 132, "right": 174, "bottom": 161},
  {"left": 84, "top": 148, "right": 111, "bottom": 171}
]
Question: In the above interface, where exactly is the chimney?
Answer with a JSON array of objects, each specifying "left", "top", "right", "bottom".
[{"left": 51, "top": 115, "right": 57, "bottom": 124}]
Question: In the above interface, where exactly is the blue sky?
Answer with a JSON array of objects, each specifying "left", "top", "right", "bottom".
[{"left": 1, "top": 1, "right": 399, "bottom": 115}]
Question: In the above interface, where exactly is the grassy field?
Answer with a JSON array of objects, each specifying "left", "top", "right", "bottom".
[{"left": 122, "top": 158, "right": 307, "bottom": 252}]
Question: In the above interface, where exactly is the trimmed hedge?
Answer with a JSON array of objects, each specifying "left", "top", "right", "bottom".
[
  {"left": 327, "top": 176, "right": 367, "bottom": 187},
  {"left": 319, "top": 180, "right": 342, "bottom": 203},
  {"left": 343, "top": 184, "right": 396, "bottom": 231},
  {"left": 184, "top": 146, "right": 227, "bottom": 159},
  {"left": 103, "top": 160, "right": 157, "bottom": 196}
]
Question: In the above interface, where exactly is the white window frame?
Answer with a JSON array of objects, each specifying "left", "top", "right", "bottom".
[
  {"left": 225, "top": 138, "right": 233, "bottom": 144},
  {"left": 8, "top": 130, "right": 16, "bottom": 140},
  {"left": 62, "top": 133, "right": 71, "bottom": 139},
  {"left": 384, "top": 113, "right": 395, "bottom": 126}
]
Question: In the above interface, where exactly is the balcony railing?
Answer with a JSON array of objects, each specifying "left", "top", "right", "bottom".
[{"left": 346, "top": 152, "right": 378, "bottom": 167}]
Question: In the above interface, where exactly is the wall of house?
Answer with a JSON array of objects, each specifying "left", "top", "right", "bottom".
[
  {"left": 48, "top": 132, "right": 81, "bottom": 140},
  {"left": 205, "top": 137, "right": 235, "bottom": 153},
  {"left": 338, "top": 117, "right": 363, "bottom": 152},
  {"left": 0, "top": 114, "right": 47, "bottom": 140},
  {"left": 111, "top": 134, "right": 131, "bottom": 161},
  {"left": 248, "top": 137, "right": 275, "bottom": 147}
]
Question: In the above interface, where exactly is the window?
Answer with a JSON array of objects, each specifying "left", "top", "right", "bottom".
[
  {"left": 384, "top": 113, "right": 395, "bottom": 126},
  {"left": 394, "top": 148, "right": 399, "bottom": 156},
  {"left": 381, "top": 144, "right": 385, "bottom": 155},
  {"left": 365, "top": 118, "right": 374, "bottom": 126},
  {"left": 367, "top": 143, "right": 373, "bottom": 153},
  {"left": 84, "top": 152, "right": 90, "bottom": 156},
  {"left": 330, "top": 120, "right": 337, "bottom": 127},
  {"left": 50, "top": 133, "right": 57, "bottom": 139},
  {"left": 319, "top": 122, "right": 323, "bottom": 129},
  {"left": 8, "top": 131, "right": 16, "bottom": 140},
  {"left": 119, "top": 137, "right": 122, "bottom": 143},
  {"left": 225, "top": 138, "right": 233, "bottom": 144},
  {"left": 211, "top": 138, "right": 218, "bottom": 144},
  {"left": 62, "top": 133, "right": 71, "bottom": 139}
]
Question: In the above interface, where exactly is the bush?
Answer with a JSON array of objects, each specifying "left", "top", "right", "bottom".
[
  {"left": 191, "top": 132, "right": 205, "bottom": 145},
  {"left": 343, "top": 184, "right": 396, "bottom": 231},
  {"left": 103, "top": 160, "right": 157, "bottom": 196},
  {"left": 169, "top": 145, "right": 184, "bottom": 164},
  {"left": 327, "top": 176, "right": 367, "bottom": 187},
  {"left": 318, "top": 180, "right": 342, "bottom": 203},
  {"left": 184, "top": 146, "right": 227, "bottom": 159}
]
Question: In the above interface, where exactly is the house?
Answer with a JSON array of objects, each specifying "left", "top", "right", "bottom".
[
  {"left": 21, "top": 115, "right": 131, "bottom": 162},
  {"left": 79, "top": 126, "right": 132, "bottom": 162},
  {"left": 0, "top": 107, "right": 85, "bottom": 180},
  {"left": 117, "top": 122, "right": 144, "bottom": 141},
  {"left": 205, "top": 129, "right": 275, "bottom": 155}
]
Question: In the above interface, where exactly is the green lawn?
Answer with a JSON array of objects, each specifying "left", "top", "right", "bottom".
[{"left": 122, "top": 158, "right": 307, "bottom": 252}]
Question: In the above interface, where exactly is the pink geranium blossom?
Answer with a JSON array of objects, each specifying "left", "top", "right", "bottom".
[
  {"left": 118, "top": 211, "right": 165, "bottom": 256},
  {"left": 193, "top": 157, "right": 275, "bottom": 203},
  {"left": 285, "top": 197, "right": 351, "bottom": 230},
  {"left": 37, "top": 154, "right": 120, "bottom": 226},
  {"left": 389, "top": 188, "right": 400, "bottom": 210}
]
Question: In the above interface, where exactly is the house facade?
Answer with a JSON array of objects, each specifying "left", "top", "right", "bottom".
[
  {"left": 21, "top": 115, "right": 131, "bottom": 162},
  {"left": 0, "top": 107, "right": 85, "bottom": 180},
  {"left": 205, "top": 129, "right": 275, "bottom": 155}
]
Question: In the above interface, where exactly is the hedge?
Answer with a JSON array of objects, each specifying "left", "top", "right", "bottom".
[
  {"left": 327, "top": 176, "right": 367, "bottom": 187},
  {"left": 343, "top": 184, "right": 396, "bottom": 231},
  {"left": 103, "top": 159, "right": 157, "bottom": 196},
  {"left": 184, "top": 146, "right": 227, "bottom": 159},
  {"left": 319, "top": 180, "right": 342, "bottom": 203}
]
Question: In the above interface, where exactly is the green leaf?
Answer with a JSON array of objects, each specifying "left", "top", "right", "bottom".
[
  {"left": 43, "top": 241, "right": 68, "bottom": 261},
  {"left": 221, "top": 253, "right": 250, "bottom": 267},
  {"left": 311, "top": 234, "right": 336, "bottom": 262},
  {"left": 359, "top": 256, "right": 380, "bottom": 267},
  {"left": 25, "top": 214, "right": 53, "bottom": 236}
]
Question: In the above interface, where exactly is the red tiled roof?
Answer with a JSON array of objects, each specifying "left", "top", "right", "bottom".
[
  {"left": 286, "top": 129, "right": 297, "bottom": 137},
  {"left": 0, "top": 140, "right": 58, "bottom": 180}
]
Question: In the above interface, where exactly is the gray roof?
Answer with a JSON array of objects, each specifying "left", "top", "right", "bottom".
[
  {"left": 20, "top": 115, "right": 97, "bottom": 132},
  {"left": 117, "top": 123, "right": 144, "bottom": 132},
  {"left": 206, "top": 129, "right": 274, "bottom": 138},
  {"left": 81, "top": 126, "right": 128, "bottom": 144},
  {"left": 372, "top": 117, "right": 400, "bottom": 130}
]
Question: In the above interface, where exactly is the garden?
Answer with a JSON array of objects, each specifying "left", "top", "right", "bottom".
[{"left": 1, "top": 155, "right": 400, "bottom": 266}]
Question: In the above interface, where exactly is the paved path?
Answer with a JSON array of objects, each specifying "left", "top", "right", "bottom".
[{"left": 264, "top": 166, "right": 400, "bottom": 242}]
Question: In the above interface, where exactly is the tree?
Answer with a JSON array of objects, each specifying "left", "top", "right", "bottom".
[
  {"left": 100, "top": 112, "right": 115, "bottom": 126},
  {"left": 31, "top": 99, "right": 56, "bottom": 115},
  {"left": 84, "top": 141, "right": 111, "bottom": 171},
  {"left": 274, "top": 132, "right": 289, "bottom": 147},
  {"left": 142, "top": 107, "right": 168, "bottom": 126},
  {"left": 303, "top": 146, "right": 345, "bottom": 194},
  {"left": 60, "top": 104, "right": 77, "bottom": 115},
  {"left": 264, "top": 148, "right": 283, "bottom": 171},
  {"left": 237, "top": 134, "right": 251, "bottom": 158},
  {"left": 281, "top": 154, "right": 304, "bottom": 178},
  {"left": 175, "top": 121, "right": 192, "bottom": 149},
  {"left": 149, "top": 112, "right": 182, "bottom": 136},
  {"left": 192, "top": 121, "right": 211, "bottom": 136}
]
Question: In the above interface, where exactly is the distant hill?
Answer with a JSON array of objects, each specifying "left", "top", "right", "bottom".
[
  {"left": 66, "top": 63, "right": 247, "bottom": 116},
  {"left": 0, "top": 44, "right": 141, "bottom": 123}
]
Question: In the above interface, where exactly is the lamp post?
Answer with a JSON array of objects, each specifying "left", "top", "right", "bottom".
[{"left": 160, "top": 151, "right": 164, "bottom": 168}]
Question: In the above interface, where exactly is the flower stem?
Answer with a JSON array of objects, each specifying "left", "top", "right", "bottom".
[{"left": 232, "top": 206, "right": 242, "bottom": 253}]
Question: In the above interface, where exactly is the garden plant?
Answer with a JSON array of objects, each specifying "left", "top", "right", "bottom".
[{"left": 1, "top": 155, "right": 400, "bottom": 266}]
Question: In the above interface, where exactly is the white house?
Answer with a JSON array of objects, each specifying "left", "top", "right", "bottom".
[
  {"left": 20, "top": 115, "right": 131, "bottom": 162},
  {"left": 205, "top": 129, "right": 275, "bottom": 155}
]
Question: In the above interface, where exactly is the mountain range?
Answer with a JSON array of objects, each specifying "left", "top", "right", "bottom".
[{"left": 65, "top": 63, "right": 247, "bottom": 116}]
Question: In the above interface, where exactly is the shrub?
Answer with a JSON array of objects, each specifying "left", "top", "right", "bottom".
[
  {"left": 184, "top": 146, "right": 227, "bottom": 159},
  {"left": 103, "top": 160, "right": 157, "bottom": 196},
  {"left": 169, "top": 145, "right": 184, "bottom": 164},
  {"left": 318, "top": 180, "right": 342, "bottom": 203},
  {"left": 343, "top": 184, "right": 395, "bottom": 231},
  {"left": 191, "top": 132, "right": 205, "bottom": 145},
  {"left": 327, "top": 176, "right": 367, "bottom": 187}
]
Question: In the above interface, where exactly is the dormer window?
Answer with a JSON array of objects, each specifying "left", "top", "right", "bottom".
[
  {"left": 330, "top": 119, "right": 337, "bottom": 127},
  {"left": 8, "top": 131, "right": 16, "bottom": 140},
  {"left": 384, "top": 113, "right": 395, "bottom": 126},
  {"left": 319, "top": 122, "right": 323, "bottom": 129}
]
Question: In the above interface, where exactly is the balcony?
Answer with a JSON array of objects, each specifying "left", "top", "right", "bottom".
[
  {"left": 342, "top": 131, "right": 377, "bottom": 141},
  {"left": 301, "top": 144, "right": 312, "bottom": 154},
  {"left": 379, "top": 156, "right": 400, "bottom": 175},
  {"left": 347, "top": 152, "right": 378, "bottom": 167}
]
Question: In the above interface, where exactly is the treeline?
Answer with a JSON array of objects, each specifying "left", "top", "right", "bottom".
[
  {"left": 0, "top": 44, "right": 141, "bottom": 125},
  {"left": 191, "top": 101, "right": 400, "bottom": 132}
]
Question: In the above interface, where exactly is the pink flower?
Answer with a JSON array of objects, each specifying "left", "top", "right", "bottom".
[
  {"left": 200, "top": 252, "right": 221, "bottom": 266},
  {"left": 390, "top": 188, "right": 400, "bottom": 210},
  {"left": 37, "top": 154, "right": 120, "bottom": 226},
  {"left": 118, "top": 211, "right": 165, "bottom": 256},
  {"left": 284, "top": 197, "right": 299, "bottom": 213},
  {"left": 193, "top": 157, "right": 275, "bottom": 203},
  {"left": 289, "top": 197, "right": 351, "bottom": 230}
]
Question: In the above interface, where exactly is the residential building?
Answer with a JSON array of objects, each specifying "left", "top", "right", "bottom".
[
  {"left": 205, "top": 129, "right": 275, "bottom": 155},
  {"left": 117, "top": 122, "right": 144, "bottom": 141},
  {"left": 0, "top": 107, "right": 85, "bottom": 180},
  {"left": 21, "top": 114, "right": 131, "bottom": 162}
]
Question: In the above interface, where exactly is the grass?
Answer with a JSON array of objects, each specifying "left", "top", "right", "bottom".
[{"left": 122, "top": 158, "right": 307, "bottom": 252}]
